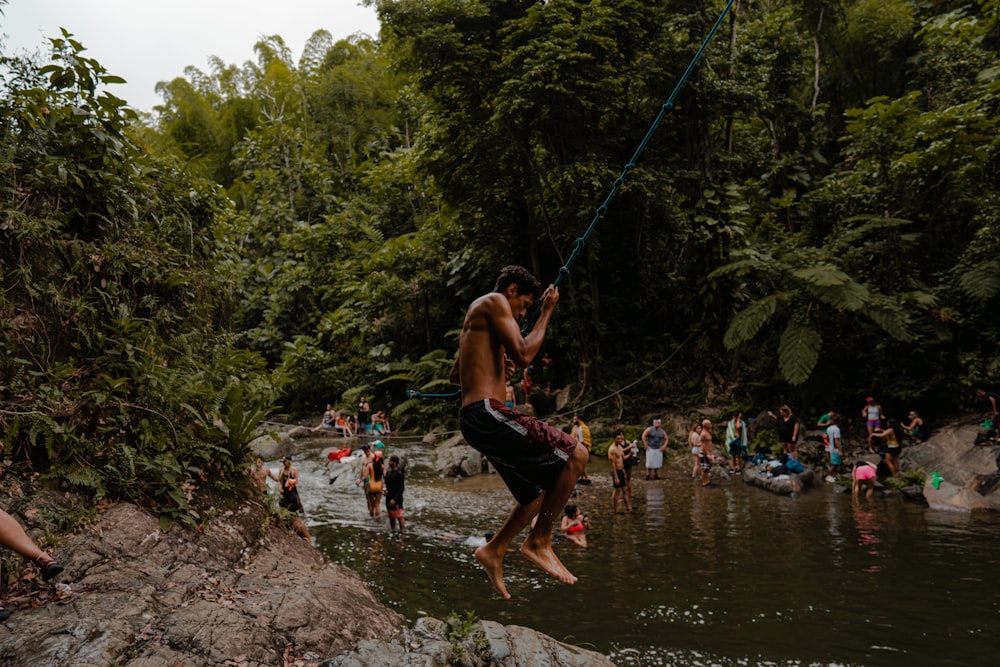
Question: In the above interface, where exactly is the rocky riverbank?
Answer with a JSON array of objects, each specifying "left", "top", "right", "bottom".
[
  {"left": 17, "top": 414, "right": 980, "bottom": 666},
  {"left": 424, "top": 415, "right": 1000, "bottom": 511},
  {"left": 0, "top": 492, "right": 611, "bottom": 666}
]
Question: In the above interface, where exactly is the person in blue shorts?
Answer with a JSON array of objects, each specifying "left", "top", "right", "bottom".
[{"left": 825, "top": 415, "right": 844, "bottom": 480}]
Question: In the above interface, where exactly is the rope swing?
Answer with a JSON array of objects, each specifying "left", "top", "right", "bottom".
[{"left": 409, "top": 0, "right": 736, "bottom": 400}]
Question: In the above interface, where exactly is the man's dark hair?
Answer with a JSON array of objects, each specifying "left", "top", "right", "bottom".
[{"left": 494, "top": 265, "right": 542, "bottom": 299}]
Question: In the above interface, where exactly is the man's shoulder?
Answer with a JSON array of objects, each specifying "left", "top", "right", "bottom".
[{"left": 469, "top": 292, "right": 505, "bottom": 312}]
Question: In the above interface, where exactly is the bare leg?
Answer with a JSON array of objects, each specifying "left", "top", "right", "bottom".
[
  {"left": 475, "top": 495, "right": 543, "bottom": 600},
  {"left": 0, "top": 509, "right": 47, "bottom": 562},
  {"left": 520, "top": 445, "right": 587, "bottom": 585}
]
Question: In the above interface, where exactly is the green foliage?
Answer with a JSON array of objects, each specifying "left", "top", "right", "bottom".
[
  {"left": 0, "top": 35, "right": 275, "bottom": 519},
  {"left": 443, "top": 610, "right": 490, "bottom": 663},
  {"left": 8, "top": 0, "right": 999, "bottom": 479},
  {"left": 883, "top": 468, "right": 926, "bottom": 490}
]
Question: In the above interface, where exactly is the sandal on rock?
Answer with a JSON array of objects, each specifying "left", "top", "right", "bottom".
[{"left": 34, "top": 555, "right": 64, "bottom": 582}]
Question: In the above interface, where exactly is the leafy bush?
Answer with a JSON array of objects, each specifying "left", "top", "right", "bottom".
[{"left": 0, "top": 34, "right": 274, "bottom": 522}]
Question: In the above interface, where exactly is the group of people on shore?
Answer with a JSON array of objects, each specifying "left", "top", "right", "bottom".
[{"left": 311, "top": 398, "right": 392, "bottom": 437}]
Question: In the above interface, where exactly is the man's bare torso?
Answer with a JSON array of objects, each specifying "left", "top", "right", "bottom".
[{"left": 456, "top": 293, "right": 511, "bottom": 407}]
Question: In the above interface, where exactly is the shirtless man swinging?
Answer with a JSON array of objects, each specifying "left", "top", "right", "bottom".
[{"left": 450, "top": 265, "right": 588, "bottom": 599}]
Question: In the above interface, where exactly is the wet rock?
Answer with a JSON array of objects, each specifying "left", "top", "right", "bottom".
[
  {"left": 250, "top": 430, "right": 295, "bottom": 460},
  {"left": 0, "top": 499, "right": 401, "bottom": 667},
  {"left": 902, "top": 422, "right": 997, "bottom": 487},
  {"left": 328, "top": 456, "right": 365, "bottom": 489},
  {"left": 433, "top": 434, "right": 484, "bottom": 478},
  {"left": 422, "top": 427, "right": 445, "bottom": 446},
  {"left": 325, "top": 616, "right": 614, "bottom": 667},
  {"left": 553, "top": 385, "right": 572, "bottom": 412},
  {"left": 899, "top": 485, "right": 928, "bottom": 503},
  {"left": 287, "top": 425, "right": 314, "bottom": 439},
  {"left": 742, "top": 464, "right": 814, "bottom": 495},
  {"left": 967, "top": 471, "right": 1000, "bottom": 496},
  {"left": 923, "top": 478, "right": 991, "bottom": 512}
]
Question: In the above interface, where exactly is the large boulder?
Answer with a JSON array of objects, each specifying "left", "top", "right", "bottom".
[
  {"left": 553, "top": 385, "right": 573, "bottom": 412},
  {"left": 328, "top": 454, "right": 366, "bottom": 490},
  {"left": 250, "top": 429, "right": 295, "bottom": 459},
  {"left": 286, "top": 425, "right": 314, "bottom": 439},
  {"left": 433, "top": 434, "right": 484, "bottom": 477},
  {"left": 422, "top": 426, "right": 446, "bottom": 445},
  {"left": 923, "top": 477, "right": 994, "bottom": 512},
  {"left": 742, "top": 462, "right": 814, "bottom": 495},
  {"left": 901, "top": 422, "right": 998, "bottom": 487},
  {"left": 0, "top": 498, "right": 401, "bottom": 667},
  {"left": 328, "top": 616, "right": 615, "bottom": 667}
]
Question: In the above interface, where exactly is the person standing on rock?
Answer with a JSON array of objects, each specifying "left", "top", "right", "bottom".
[
  {"left": 768, "top": 405, "right": 800, "bottom": 458},
  {"left": 384, "top": 455, "right": 405, "bottom": 531},
  {"left": 872, "top": 420, "right": 902, "bottom": 477},
  {"left": 862, "top": 397, "right": 884, "bottom": 453},
  {"left": 825, "top": 415, "right": 844, "bottom": 481},
  {"left": 641, "top": 418, "right": 668, "bottom": 480},
  {"left": 449, "top": 265, "right": 588, "bottom": 600},
  {"left": 976, "top": 389, "right": 1000, "bottom": 443},
  {"left": 725, "top": 412, "right": 748, "bottom": 475},
  {"left": 357, "top": 396, "right": 371, "bottom": 434}
]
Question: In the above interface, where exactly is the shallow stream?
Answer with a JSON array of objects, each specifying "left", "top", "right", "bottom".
[{"left": 283, "top": 435, "right": 1000, "bottom": 666}]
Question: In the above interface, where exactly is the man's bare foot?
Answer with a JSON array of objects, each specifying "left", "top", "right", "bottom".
[
  {"left": 520, "top": 539, "right": 577, "bottom": 585},
  {"left": 475, "top": 544, "right": 511, "bottom": 600}
]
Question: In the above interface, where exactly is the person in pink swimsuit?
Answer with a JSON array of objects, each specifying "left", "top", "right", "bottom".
[{"left": 852, "top": 460, "right": 878, "bottom": 499}]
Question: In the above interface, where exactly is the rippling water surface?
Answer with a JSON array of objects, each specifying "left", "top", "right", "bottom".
[{"left": 282, "top": 435, "right": 1000, "bottom": 666}]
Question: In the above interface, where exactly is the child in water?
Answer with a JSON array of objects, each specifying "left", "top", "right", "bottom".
[{"left": 560, "top": 504, "right": 589, "bottom": 547}]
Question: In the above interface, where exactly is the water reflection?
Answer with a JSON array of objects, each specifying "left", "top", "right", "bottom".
[
  {"left": 852, "top": 501, "right": 883, "bottom": 571},
  {"left": 284, "top": 435, "right": 1000, "bottom": 666}
]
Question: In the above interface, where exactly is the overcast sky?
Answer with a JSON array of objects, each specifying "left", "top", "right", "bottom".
[{"left": 1, "top": 0, "right": 381, "bottom": 112}]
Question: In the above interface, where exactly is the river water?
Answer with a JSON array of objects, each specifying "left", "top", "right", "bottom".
[{"left": 285, "top": 435, "right": 1000, "bottom": 666}]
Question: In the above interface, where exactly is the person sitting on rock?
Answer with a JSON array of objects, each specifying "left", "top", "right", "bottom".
[
  {"left": 311, "top": 404, "right": 337, "bottom": 432},
  {"left": 901, "top": 411, "right": 928, "bottom": 444}
]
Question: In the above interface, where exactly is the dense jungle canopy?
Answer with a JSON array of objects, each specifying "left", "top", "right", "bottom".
[{"left": 1, "top": 0, "right": 999, "bottom": 518}]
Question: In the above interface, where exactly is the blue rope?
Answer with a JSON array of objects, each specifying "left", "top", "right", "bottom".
[
  {"left": 521, "top": 0, "right": 735, "bottom": 335},
  {"left": 412, "top": 0, "right": 736, "bottom": 400}
]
